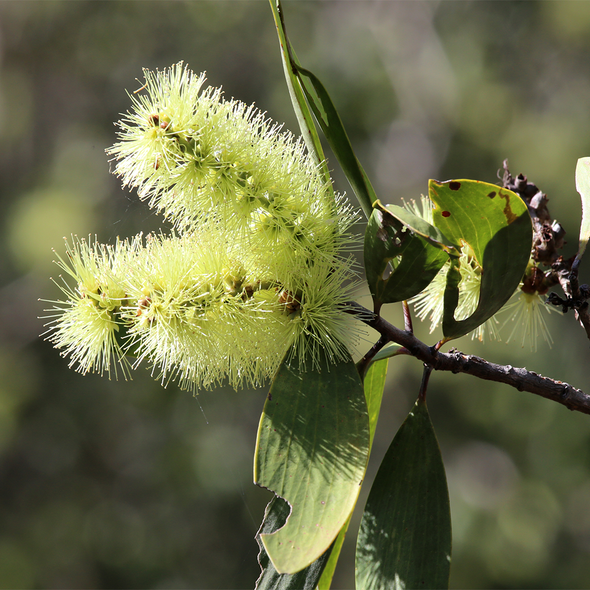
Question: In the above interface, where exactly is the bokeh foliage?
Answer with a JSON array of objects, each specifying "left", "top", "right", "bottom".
[{"left": 2, "top": 1, "right": 590, "bottom": 588}]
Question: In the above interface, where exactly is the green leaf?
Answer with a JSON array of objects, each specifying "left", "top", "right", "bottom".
[
  {"left": 372, "top": 343, "right": 404, "bottom": 363},
  {"left": 316, "top": 518, "right": 348, "bottom": 590},
  {"left": 256, "top": 496, "right": 332, "bottom": 590},
  {"left": 316, "top": 359, "right": 389, "bottom": 590},
  {"left": 267, "top": 0, "right": 332, "bottom": 192},
  {"left": 364, "top": 201, "right": 450, "bottom": 306},
  {"left": 254, "top": 351, "right": 370, "bottom": 574},
  {"left": 356, "top": 396, "right": 452, "bottom": 590},
  {"left": 428, "top": 179, "right": 532, "bottom": 340},
  {"left": 383, "top": 203, "right": 460, "bottom": 255},
  {"left": 363, "top": 358, "right": 388, "bottom": 452},
  {"left": 575, "top": 157, "right": 590, "bottom": 264},
  {"left": 295, "top": 65, "right": 377, "bottom": 218}
]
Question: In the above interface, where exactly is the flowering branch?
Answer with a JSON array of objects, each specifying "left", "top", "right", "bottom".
[{"left": 349, "top": 301, "right": 590, "bottom": 415}]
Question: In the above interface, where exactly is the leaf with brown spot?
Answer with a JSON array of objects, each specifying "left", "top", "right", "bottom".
[{"left": 429, "top": 179, "right": 532, "bottom": 340}]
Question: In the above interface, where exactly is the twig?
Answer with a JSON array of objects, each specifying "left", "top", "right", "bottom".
[
  {"left": 418, "top": 365, "right": 433, "bottom": 402},
  {"left": 347, "top": 301, "right": 590, "bottom": 415},
  {"left": 552, "top": 258, "right": 590, "bottom": 340}
]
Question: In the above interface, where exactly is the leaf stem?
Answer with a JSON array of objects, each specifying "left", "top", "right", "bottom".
[{"left": 418, "top": 365, "right": 433, "bottom": 402}]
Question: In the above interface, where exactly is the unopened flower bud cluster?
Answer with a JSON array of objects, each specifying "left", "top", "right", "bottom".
[{"left": 43, "top": 63, "right": 359, "bottom": 391}]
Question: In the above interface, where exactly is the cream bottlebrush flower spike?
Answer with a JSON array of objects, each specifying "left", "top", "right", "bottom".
[
  {"left": 107, "top": 63, "right": 354, "bottom": 265},
  {"left": 41, "top": 235, "right": 140, "bottom": 379},
  {"left": 43, "top": 228, "right": 358, "bottom": 392},
  {"left": 43, "top": 63, "right": 361, "bottom": 391},
  {"left": 500, "top": 262, "right": 556, "bottom": 351},
  {"left": 119, "top": 227, "right": 359, "bottom": 390}
]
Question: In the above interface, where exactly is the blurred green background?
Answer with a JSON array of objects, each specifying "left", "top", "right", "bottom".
[{"left": 2, "top": 0, "right": 590, "bottom": 588}]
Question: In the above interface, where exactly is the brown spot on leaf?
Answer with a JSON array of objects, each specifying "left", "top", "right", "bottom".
[
  {"left": 449, "top": 181, "right": 461, "bottom": 191},
  {"left": 499, "top": 189, "right": 517, "bottom": 224},
  {"left": 442, "top": 211, "right": 451, "bottom": 218},
  {"left": 488, "top": 191, "right": 496, "bottom": 198}
]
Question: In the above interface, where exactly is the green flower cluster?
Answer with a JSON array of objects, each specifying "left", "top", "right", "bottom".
[{"left": 43, "top": 64, "right": 359, "bottom": 391}]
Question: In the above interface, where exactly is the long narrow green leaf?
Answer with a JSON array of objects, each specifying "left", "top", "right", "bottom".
[
  {"left": 363, "top": 359, "right": 389, "bottom": 452},
  {"left": 356, "top": 396, "right": 452, "bottom": 590},
  {"left": 268, "top": 0, "right": 332, "bottom": 193},
  {"left": 295, "top": 65, "right": 377, "bottom": 218},
  {"left": 316, "top": 518, "right": 349, "bottom": 590},
  {"left": 575, "top": 157, "right": 590, "bottom": 265},
  {"left": 372, "top": 343, "right": 404, "bottom": 363},
  {"left": 256, "top": 496, "right": 332, "bottom": 590},
  {"left": 254, "top": 351, "right": 370, "bottom": 574},
  {"left": 317, "top": 359, "right": 389, "bottom": 590}
]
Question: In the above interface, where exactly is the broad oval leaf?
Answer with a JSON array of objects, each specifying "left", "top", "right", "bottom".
[
  {"left": 254, "top": 351, "right": 370, "bottom": 574},
  {"left": 575, "top": 157, "right": 590, "bottom": 265},
  {"left": 364, "top": 201, "right": 450, "bottom": 306},
  {"left": 429, "top": 179, "right": 532, "bottom": 340},
  {"left": 384, "top": 203, "right": 459, "bottom": 256},
  {"left": 356, "top": 396, "right": 451, "bottom": 590},
  {"left": 256, "top": 496, "right": 332, "bottom": 590},
  {"left": 316, "top": 358, "right": 389, "bottom": 590}
]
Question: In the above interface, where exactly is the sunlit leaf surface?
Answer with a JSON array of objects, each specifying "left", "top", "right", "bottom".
[{"left": 254, "top": 352, "right": 370, "bottom": 574}]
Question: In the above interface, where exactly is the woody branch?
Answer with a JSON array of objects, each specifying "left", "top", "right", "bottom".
[{"left": 349, "top": 301, "right": 590, "bottom": 415}]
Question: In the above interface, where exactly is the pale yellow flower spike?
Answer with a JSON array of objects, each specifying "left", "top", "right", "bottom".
[{"left": 44, "top": 63, "right": 362, "bottom": 391}]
